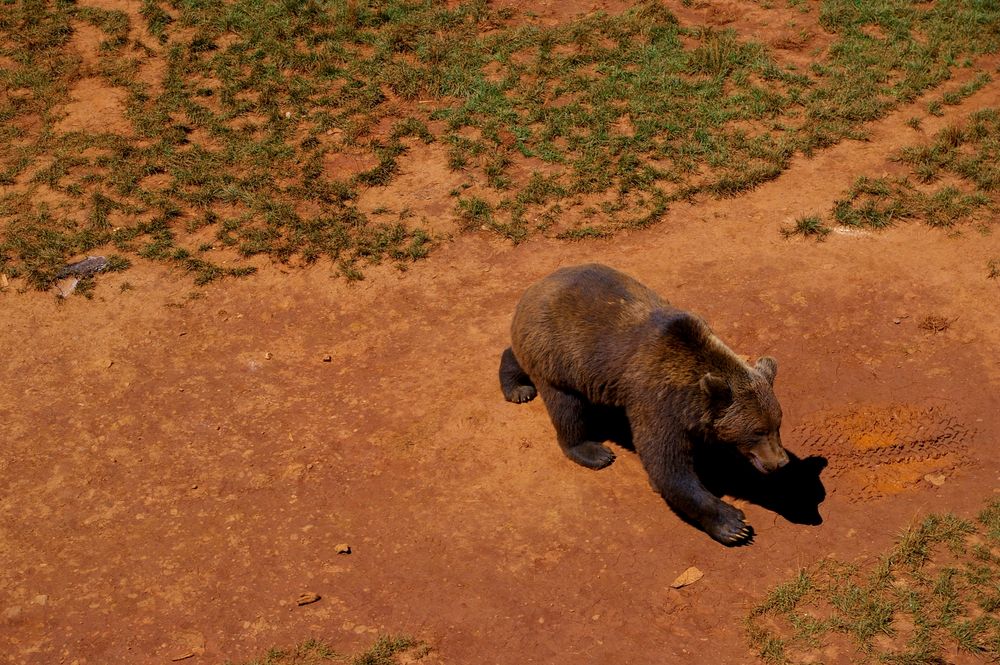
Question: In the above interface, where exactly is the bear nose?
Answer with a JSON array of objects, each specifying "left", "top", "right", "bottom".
[{"left": 775, "top": 449, "right": 790, "bottom": 468}]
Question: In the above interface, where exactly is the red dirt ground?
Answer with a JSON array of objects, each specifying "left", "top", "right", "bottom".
[{"left": 4, "top": 5, "right": 1000, "bottom": 665}]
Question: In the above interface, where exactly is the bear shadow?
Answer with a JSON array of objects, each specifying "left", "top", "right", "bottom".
[{"left": 587, "top": 404, "right": 827, "bottom": 527}]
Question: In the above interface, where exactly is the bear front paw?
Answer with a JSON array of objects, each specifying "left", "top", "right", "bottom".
[{"left": 708, "top": 507, "right": 753, "bottom": 546}]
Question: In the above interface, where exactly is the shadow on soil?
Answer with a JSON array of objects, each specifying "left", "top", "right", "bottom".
[
  {"left": 698, "top": 445, "right": 828, "bottom": 527},
  {"left": 587, "top": 405, "right": 828, "bottom": 530}
]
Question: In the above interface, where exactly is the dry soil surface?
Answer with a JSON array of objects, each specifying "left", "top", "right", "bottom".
[{"left": 4, "top": 13, "right": 1000, "bottom": 665}]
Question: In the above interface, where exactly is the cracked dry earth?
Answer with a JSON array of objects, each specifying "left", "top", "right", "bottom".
[{"left": 4, "top": 36, "right": 1000, "bottom": 665}]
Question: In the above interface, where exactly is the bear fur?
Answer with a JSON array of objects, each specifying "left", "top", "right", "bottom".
[{"left": 499, "top": 263, "right": 789, "bottom": 545}]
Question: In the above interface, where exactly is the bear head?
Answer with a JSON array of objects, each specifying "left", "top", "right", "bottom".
[{"left": 699, "top": 356, "right": 788, "bottom": 474}]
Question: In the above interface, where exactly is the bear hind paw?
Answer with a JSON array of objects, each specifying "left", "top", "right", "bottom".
[{"left": 504, "top": 385, "right": 538, "bottom": 404}]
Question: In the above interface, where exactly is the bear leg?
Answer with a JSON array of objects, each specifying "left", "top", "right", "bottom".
[
  {"left": 499, "top": 347, "right": 537, "bottom": 403},
  {"left": 632, "top": 420, "right": 753, "bottom": 545},
  {"left": 657, "top": 471, "right": 753, "bottom": 545},
  {"left": 537, "top": 383, "right": 616, "bottom": 470}
]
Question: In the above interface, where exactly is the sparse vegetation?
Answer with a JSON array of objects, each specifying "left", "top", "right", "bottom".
[
  {"left": 3, "top": 0, "right": 1000, "bottom": 291},
  {"left": 224, "top": 635, "right": 426, "bottom": 665},
  {"left": 746, "top": 500, "right": 1000, "bottom": 664},
  {"left": 831, "top": 109, "right": 1000, "bottom": 231},
  {"left": 930, "top": 71, "right": 992, "bottom": 111},
  {"left": 781, "top": 214, "right": 830, "bottom": 239},
  {"left": 832, "top": 176, "right": 913, "bottom": 229},
  {"left": 352, "top": 635, "right": 425, "bottom": 665}
]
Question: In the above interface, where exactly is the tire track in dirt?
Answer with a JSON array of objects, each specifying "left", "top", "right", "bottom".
[{"left": 792, "top": 404, "right": 973, "bottom": 502}]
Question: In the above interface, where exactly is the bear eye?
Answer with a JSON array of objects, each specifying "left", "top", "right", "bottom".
[{"left": 753, "top": 429, "right": 768, "bottom": 437}]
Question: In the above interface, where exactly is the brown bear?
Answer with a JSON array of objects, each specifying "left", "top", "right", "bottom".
[{"left": 499, "top": 263, "right": 789, "bottom": 545}]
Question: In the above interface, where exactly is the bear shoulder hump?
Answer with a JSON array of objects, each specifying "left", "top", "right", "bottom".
[{"left": 652, "top": 309, "right": 708, "bottom": 344}]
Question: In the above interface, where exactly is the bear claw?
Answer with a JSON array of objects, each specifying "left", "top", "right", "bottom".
[
  {"left": 709, "top": 508, "right": 753, "bottom": 545},
  {"left": 724, "top": 525, "right": 753, "bottom": 545},
  {"left": 506, "top": 386, "right": 538, "bottom": 403}
]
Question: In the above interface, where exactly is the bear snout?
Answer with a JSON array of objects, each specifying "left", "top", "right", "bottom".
[{"left": 749, "top": 441, "right": 790, "bottom": 473}]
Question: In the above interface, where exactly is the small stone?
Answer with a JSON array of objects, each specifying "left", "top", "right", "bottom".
[
  {"left": 56, "top": 256, "right": 107, "bottom": 279},
  {"left": 322, "top": 354, "right": 332, "bottom": 362},
  {"left": 335, "top": 543, "right": 351, "bottom": 554},
  {"left": 670, "top": 566, "right": 704, "bottom": 589},
  {"left": 285, "top": 111, "right": 292, "bottom": 119},
  {"left": 191, "top": 484, "right": 198, "bottom": 490},
  {"left": 893, "top": 318, "right": 901, "bottom": 325},
  {"left": 264, "top": 352, "right": 273, "bottom": 360},
  {"left": 296, "top": 592, "right": 321, "bottom": 606},
  {"left": 924, "top": 473, "right": 946, "bottom": 487}
]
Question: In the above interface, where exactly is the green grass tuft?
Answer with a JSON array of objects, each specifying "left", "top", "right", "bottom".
[
  {"left": 351, "top": 635, "right": 420, "bottom": 665},
  {"left": 456, "top": 196, "right": 494, "bottom": 231},
  {"left": 224, "top": 634, "right": 424, "bottom": 665},
  {"left": 831, "top": 109, "right": 1000, "bottom": 232},
  {"left": 746, "top": 501, "right": 1000, "bottom": 665},
  {"left": 781, "top": 215, "right": 831, "bottom": 239}
]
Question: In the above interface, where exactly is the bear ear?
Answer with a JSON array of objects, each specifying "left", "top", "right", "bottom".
[
  {"left": 699, "top": 373, "right": 732, "bottom": 403},
  {"left": 756, "top": 356, "right": 778, "bottom": 384}
]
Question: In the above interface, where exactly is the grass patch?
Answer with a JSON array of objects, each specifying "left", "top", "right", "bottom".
[
  {"left": 352, "top": 635, "right": 423, "bottom": 665},
  {"left": 3, "top": 0, "right": 1000, "bottom": 289},
  {"left": 225, "top": 634, "right": 426, "bottom": 665},
  {"left": 928, "top": 71, "right": 992, "bottom": 113},
  {"left": 746, "top": 500, "right": 1000, "bottom": 664},
  {"left": 832, "top": 176, "right": 989, "bottom": 230},
  {"left": 832, "top": 176, "right": 913, "bottom": 229},
  {"left": 781, "top": 214, "right": 830, "bottom": 239},
  {"left": 831, "top": 109, "right": 1000, "bottom": 231}
]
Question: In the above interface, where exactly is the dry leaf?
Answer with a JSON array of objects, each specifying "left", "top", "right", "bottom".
[{"left": 670, "top": 566, "right": 704, "bottom": 589}]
